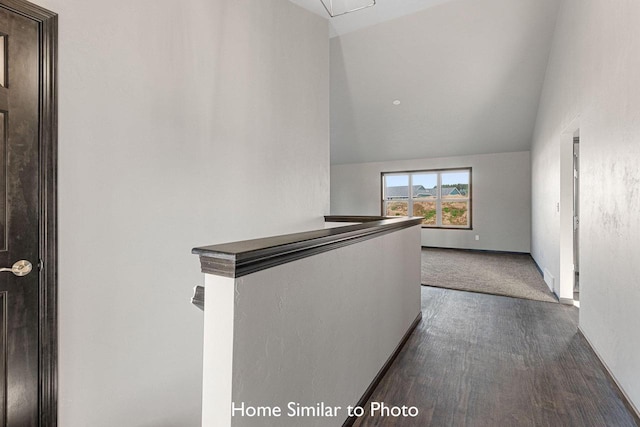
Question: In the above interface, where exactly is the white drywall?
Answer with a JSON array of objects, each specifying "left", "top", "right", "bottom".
[
  {"left": 531, "top": 0, "right": 640, "bottom": 412},
  {"left": 331, "top": 151, "right": 531, "bottom": 253},
  {"left": 35, "top": 0, "right": 329, "bottom": 425},
  {"left": 329, "top": 0, "right": 560, "bottom": 164},
  {"left": 202, "top": 275, "right": 235, "bottom": 427},
  {"left": 218, "top": 225, "right": 421, "bottom": 426}
]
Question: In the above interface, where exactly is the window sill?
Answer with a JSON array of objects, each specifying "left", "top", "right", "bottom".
[{"left": 421, "top": 226, "right": 473, "bottom": 230}]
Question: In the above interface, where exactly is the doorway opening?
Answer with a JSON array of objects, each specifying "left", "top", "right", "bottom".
[{"left": 559, "top": 120, "right": 579, "bottom": 305}]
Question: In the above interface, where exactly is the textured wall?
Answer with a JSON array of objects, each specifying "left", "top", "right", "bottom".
[
  {"left": 229, "top": 226, "right": 421, "bottom": 426},
  {"left": 331, "top": 151, "right": 531, "bottom": 253},
  {"left": 531, "top": 0, "right": 640, "bottom": 411},
  {"left": 36, "top": 0, "right": 329, "bottom": 425}
]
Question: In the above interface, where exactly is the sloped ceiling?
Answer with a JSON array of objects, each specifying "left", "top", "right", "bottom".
[{"left": 330, "top": 0, "right": 561, "bottom": 164}]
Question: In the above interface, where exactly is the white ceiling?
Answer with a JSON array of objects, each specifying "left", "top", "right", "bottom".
[
  {"left": 289, "top": 0, "right": 454, "bottom": 37},
  {"left": 329, "top": 0, "right": 561, "bottom": 164}
]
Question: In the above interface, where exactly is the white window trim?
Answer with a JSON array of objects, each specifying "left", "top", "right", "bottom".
[{"left": 381, "top": 168, "right": 472, "bottom": 229}]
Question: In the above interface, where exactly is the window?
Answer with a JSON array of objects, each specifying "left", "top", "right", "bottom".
[{"left": 382, "top": 168, "right": 472, "bottom": 228}]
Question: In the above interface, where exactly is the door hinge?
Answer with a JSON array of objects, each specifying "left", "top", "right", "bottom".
[{"left": 38, "top": 259, "right": 44, "bottom": 271}]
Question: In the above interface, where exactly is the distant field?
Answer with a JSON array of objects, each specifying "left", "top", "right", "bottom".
[
  {"left": 386, "top": 199, "right": 468, "bottom": 226},
  {"left": 442, "top": 202, "right": 468, "bottom": 226},
  {"left": 386, "top": 201, "right": 409, "bottom": 217}
]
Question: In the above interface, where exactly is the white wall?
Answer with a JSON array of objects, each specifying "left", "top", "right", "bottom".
[
  {"left": 201, "top": 225, "right": 422, "bottom": 426},
  {"left": 331, "top": 151, "right": 531, "bottom": 253},
  {"left": 531, "top": 0, "right": 640, "bottom": 412},
  {"left": 35, "top": 0, "right": 329, "bottom": 425}
]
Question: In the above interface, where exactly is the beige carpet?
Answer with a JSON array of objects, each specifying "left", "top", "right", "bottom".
[{"left": 421, "top": 248, "right": 557, "bottom": 303}]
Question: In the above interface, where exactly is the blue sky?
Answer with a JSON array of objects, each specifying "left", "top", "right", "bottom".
[{"left": 385, "top": 171, "right": 469, "bottom": 188}]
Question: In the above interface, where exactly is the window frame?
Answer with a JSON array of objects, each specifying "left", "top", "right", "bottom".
[{"left": 380, "top": 167, "right": 473, "bottom": 230}]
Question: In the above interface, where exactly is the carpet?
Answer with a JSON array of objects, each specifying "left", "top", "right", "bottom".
[{"left": 421, "top": 248, "right": 557, "bottom": 303}]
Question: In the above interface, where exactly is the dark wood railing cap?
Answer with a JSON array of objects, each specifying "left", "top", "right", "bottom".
[{"left": 192, "top": 216, "right": 423, "bottom": 278}]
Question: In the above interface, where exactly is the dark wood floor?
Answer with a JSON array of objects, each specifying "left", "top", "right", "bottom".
[{"left": 353, "top": 287, "right": 639, "bottom": 427}]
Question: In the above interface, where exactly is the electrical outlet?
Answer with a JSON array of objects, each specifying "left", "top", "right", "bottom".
[{"left": 475, "top": 235, "right": 480, "bottom": 241}]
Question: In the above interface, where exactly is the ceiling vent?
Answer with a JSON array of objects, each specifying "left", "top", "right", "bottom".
[{"left": 320, "top": 0, "right": 376, "bottom": 17}]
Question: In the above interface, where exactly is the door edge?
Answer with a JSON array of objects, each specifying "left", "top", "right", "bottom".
[{"left": 0, "top": 1, "right": 57, "bottom": 426}]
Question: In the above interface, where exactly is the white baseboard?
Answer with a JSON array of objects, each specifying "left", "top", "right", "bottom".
[
  {"left": 552, "top": 290, "right": 573, "bottom": 305},
  {"left": 558, "top": 296, "right": 574, "bottom": 305}
]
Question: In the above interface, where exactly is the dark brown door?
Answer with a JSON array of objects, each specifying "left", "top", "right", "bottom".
[{"left": 0, "top": 6, "right": 40, "bottom": 426}]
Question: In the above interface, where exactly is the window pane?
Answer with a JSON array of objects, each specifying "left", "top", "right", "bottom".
[
  {"left": 385, "top": 201, "right": 408, "bottom": 217},
  {"left": 442, "top": 201, "right": 469, "bottom": 227},
  {"left": 384, "top": 175, "right": 409, "bottom": 200},
  {"left": 412, "top": 173, "right": 437, "bottom": 199},
  {"left": 413, "top": 201, "right": 436, "bottom": 225},
  {"left": 441, "top": 171, "right": 469, "bottom": 199}
]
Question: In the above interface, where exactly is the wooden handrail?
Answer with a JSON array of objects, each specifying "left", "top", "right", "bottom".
[{"left": 192, "top": 216, "right": 422, "bottom": 278}]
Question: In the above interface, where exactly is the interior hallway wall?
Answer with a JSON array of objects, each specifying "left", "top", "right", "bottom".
[
  {"left": 331, "top": 151, "right": 531, "bottom": 253},
  {"left": 531, "top": 0, "right": 640, "bottom": 412},
  {"left": 36, "top": 0, "right": 329, "bottom": 425}
]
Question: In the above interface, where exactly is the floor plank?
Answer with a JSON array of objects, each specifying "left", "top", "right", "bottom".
[{"left": 353, "top": 287, "right": 638, "bottom": 427}]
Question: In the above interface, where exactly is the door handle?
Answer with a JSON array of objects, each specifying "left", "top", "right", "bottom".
[{"left": 0, "top": 260, "right": 33, "bottom": 277}]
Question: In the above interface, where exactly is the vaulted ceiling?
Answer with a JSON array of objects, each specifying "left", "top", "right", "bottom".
[{"left": 294, "top": 0, "right": 561, "bottom": 165}]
